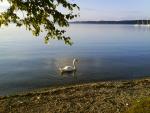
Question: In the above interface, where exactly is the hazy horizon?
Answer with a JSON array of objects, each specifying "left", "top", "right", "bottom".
[{"left": 71, "top": 19, "right": 150, "bottom": 22}]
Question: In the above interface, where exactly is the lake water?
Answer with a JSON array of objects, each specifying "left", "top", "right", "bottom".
[{"left": 0, "top": 24, "right": 150, "bottom": 95}]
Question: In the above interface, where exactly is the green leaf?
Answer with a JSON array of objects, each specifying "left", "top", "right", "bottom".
[{"left": 0, "top": 0, "right": 79, "bottom": 45}]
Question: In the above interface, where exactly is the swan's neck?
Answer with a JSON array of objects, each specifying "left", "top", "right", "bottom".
[{"left": 73, "top": 61, "right": 76, "bottom": 70}]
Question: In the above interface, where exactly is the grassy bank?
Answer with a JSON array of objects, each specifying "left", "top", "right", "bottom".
[{"left": 0, "top": 78, "right": 150, "bottom": 113}]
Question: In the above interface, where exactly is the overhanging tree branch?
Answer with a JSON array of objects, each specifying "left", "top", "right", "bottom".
[{"left": 0, "top": 0, "right": 79, "bottom": 45}]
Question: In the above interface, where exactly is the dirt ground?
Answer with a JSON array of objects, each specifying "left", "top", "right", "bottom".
[{"left": 0, "top": 78, "right": 150, "bottom": 113}]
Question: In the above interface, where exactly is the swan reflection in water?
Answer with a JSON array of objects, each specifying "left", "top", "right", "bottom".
[{"left": 60, "top": 70, "right": 77, "bottom": 79}]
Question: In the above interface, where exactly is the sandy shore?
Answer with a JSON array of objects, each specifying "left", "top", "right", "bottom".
[{"left": 0, "top": 78, "right": 150, "bottom": 113}]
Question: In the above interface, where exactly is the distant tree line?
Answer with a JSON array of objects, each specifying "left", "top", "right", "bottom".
[{"left": 71, "top": 20, "right": 150, "bottom": 25}]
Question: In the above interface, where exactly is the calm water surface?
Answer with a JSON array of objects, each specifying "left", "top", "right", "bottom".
[{"left": 0, "top": 24, "right": 150, "bottom": 95}]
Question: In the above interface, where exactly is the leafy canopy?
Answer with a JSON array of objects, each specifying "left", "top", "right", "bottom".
[{"left": 0, "top": 0, "right": 79, "bottom": 45}]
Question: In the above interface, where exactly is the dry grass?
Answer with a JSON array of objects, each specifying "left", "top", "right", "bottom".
[{"left": 0, "top": 78, "right": 150, "bottom": 113}]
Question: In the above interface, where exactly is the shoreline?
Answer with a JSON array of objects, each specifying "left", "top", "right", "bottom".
[
  {"left": 0, "top": 77, "right": 148, "bottom": 97},
  {"left": 0, "top": 77, "right": 150, "bottom": 113}
]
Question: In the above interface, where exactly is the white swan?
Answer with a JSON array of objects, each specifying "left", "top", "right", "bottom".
[{"left": 59, "top": 59, "right": 78, "bottom": 73}]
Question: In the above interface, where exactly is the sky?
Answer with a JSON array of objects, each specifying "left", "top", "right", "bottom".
[
  {"left": 0, "top": 0, "right": 150, "bottom": 21},
  {"left": 72, "top": 0, "right": 150, "bottom": 21}
]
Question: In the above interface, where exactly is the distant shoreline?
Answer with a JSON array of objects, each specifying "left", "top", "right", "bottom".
[{"left": 70, "top": 20, "right": 150, "bottom": 24}]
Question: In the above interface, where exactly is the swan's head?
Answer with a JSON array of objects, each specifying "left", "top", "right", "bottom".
[{"left": 73, "top": 58, "right": 79, "bottom": 63}]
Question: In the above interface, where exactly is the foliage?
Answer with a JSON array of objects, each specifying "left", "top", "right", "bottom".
[
  {"left": 126, "top": 98, "right": 150, "bottom": 113},
  {"left": 0, "top": 0, "right": 79, "bottom": 45}
]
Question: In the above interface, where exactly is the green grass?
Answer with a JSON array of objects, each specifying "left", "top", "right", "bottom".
[{"left": 126, "top": 98, "right": 150, "bottom": 113}]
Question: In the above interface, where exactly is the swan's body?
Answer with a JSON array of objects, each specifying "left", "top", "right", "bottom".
[{"left": 59, "top": 59, "right": 78, "bottom": 73}]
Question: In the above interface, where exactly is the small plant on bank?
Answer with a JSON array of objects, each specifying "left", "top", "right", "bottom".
[{"left": 126, "top": 97, "right": 150, "bottom": 113}]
